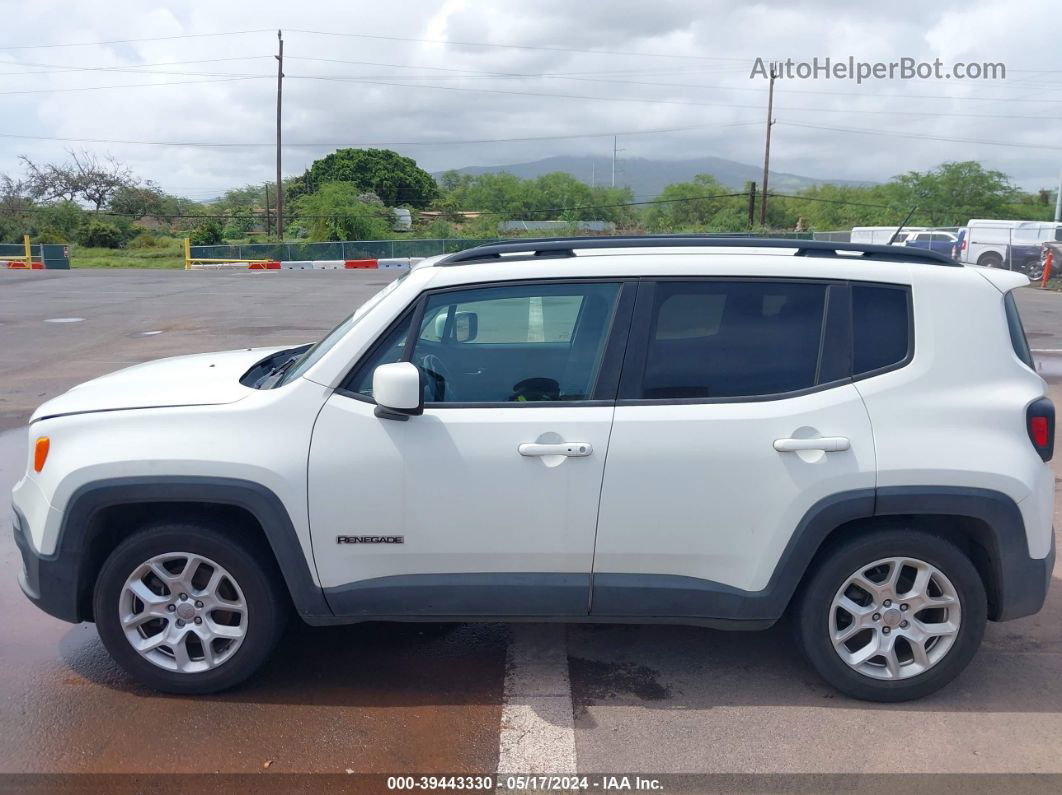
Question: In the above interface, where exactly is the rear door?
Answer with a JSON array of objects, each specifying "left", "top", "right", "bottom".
[{"left": 591, "top": 278, "right": 877, "bottom": 619}]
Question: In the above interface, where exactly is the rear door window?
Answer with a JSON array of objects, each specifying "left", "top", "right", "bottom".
[{"left": 633, "top": 280, "right": 833, "bottom": 400}]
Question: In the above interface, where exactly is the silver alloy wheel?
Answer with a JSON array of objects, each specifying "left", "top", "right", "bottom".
[
  {"left": 829, "top": 556, "right": 961, "bottom": 681},
  {"left": 119, "top": 552, "right": 248, "bottom": 674}
]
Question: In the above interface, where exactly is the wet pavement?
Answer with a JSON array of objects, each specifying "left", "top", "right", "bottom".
[{"left": 1, "top": 270, "right": 1061, "bottom": 781}]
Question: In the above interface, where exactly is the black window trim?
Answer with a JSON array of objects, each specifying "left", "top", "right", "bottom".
[
  {"left": 615, "top": 276, "right": 913, "bottom": 406},
  {"left": 335, "top": 276, "right": 637, "bottom": 409},
  {"left": 849, "top": 281, "right": 915, "bottom": 384},
  {"left": 1003, "top": 289, "right": 1035, "bottom": 371}
]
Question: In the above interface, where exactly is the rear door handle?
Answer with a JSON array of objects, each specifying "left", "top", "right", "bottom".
[
  {"left": 518, "top": 442, "right": 593, "bottom": 457},
  {"left": 773, "top": 436, "right": 850, "bottom": 452}
]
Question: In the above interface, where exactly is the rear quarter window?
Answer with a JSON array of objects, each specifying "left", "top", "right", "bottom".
[
  {"left": 852, "top": 284, "right": 911, "bottom": 377},
  {"left": 1004, "top": 290, "right": 1035, "bottom": 370}
]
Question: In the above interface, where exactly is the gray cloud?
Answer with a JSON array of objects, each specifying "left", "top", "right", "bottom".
[{"left": 0, "top": 0, "right": 1057, "bottom": 197}]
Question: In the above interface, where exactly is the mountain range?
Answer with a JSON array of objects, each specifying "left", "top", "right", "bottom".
[{"left": 436, "top": 155, "right": 872, "bottom": 198}]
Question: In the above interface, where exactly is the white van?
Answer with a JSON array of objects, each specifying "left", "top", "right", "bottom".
[
  {"left": 850, "top": 226, "right": 926, "bottom": 246},
  {"left": 960, "top": 219, "right": 1062, "bottom": 271}
]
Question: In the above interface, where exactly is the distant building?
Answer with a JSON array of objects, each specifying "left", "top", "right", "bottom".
[{"left": 498, "top": 220, "right": 615, "bottom": 233}]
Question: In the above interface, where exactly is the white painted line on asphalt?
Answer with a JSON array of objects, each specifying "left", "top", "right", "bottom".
[
  {"left": 497, "top": 624, "right": 577, "bottom": 776},
  {"left": 1032, "top": 349, "right": 1062, "bottom": 353},
  {"left": 44, "top": 317, "right": 84, "bottom": 323}
]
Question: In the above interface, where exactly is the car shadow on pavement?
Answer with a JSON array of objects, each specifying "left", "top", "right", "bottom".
[
  {"left": 60, "top": 619, "right": 509, "bottom": 706},
  {"left": 60, "top": 574, "right": 1062, "bottom": 714},
  {"left": 564, "top": 577, "right": 1062, "bottom": 721}
]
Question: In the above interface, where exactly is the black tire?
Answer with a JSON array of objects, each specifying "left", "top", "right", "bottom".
[
  {"left": 794, "top": 529, "right": 986, "bottom": 702},
  {"left": 976, "top": 251, "right": 1003, "bottom": 269},
  {"left": 93, "top": 522, "right": 288, "bottom": 694},
  {"left": 1021, "top": 258, "right": 1045, "bottom": 281}
]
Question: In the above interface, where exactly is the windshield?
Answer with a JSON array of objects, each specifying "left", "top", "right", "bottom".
[{"left": 277, "top": 275, "right": 407, "bottom": 386}]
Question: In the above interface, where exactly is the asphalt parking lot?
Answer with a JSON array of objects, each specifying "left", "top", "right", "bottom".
[{"left": 1, "top": 270, "right": 1061, "bottom": 786}]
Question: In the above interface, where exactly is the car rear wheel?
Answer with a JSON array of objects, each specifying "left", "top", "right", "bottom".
[
  {"left": 1020, "top": 258, "right": 1045, "bottom": 281},
  {"left": 976, "top": 251, "right": 1004, "bottom": 268},
  {"left": 93, "top": 522, "right": 287, "bottom": 694},
  {"left": 795, "top": 529, "right": 986, "bottom": 701}
]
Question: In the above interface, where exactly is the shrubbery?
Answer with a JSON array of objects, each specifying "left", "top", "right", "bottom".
[
  {"left": 77, "top": 219, "right": 125, "bottom": 248},
  {"left": 189, "top": 220, "right": 223, "bottom": 246}
]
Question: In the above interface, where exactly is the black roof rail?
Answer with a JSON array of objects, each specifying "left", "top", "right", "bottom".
[{"left": 433, "top": 235, "right": 961, "bottom": 267}]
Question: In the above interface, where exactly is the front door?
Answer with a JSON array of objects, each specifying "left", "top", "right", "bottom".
[{"left": 308, "top": 279, "right": 632, "bottom": 618}]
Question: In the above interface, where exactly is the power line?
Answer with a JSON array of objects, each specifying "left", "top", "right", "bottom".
[
  {"left": 0, "top": 55, "right": 273, "bottom": 76},
  {"left": 286, "top": 28, "right": 746, "bottom": 61},
  {"left": 276, "top": 72, "right": 1062, "bottom": 122},
  {"left": 0, "top": 30, "right": 273, "bottom": 51},
  {"left": 0, "top": 120, "right": 762, "bottom": 148},
  {"left": 284, "top": 55, "right": 1062, "bottom": 103},
  {"left": 0, "top": 75, "right": 267, "bottom": 96},
  {"left": 780, "top": 120, "right": 1062, "bottom": 152}
]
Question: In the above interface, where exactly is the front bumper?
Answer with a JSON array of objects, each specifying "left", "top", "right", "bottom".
[{"left": 13, "top": 510, "right": 82, "bottom": 624}]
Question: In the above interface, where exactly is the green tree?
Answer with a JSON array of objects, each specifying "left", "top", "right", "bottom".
[
  {"left": 222, "top": 207, "right": 256, "bottom": 239},
  {"left": 108, "top": 183, "right": 166, "bottom": 220},
  {"left": 293, "top": 182, "right": 393, "bottom": 241},
  {"left": 33, "top": 200, "right": 85, "bottom": 241},
  {"left": 889, "top": 161, "right": 1017, "bottom": 226},
  {"left": 300, "top": 149, "right": 437, "bottom": 207},
  {"left": 645, "top": 174, "right": 734, "bottom": 231}
]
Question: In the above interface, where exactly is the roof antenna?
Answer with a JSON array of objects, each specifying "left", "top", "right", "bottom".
[{"left": 887, "top": 206, "right": 918, "bottom": 245}]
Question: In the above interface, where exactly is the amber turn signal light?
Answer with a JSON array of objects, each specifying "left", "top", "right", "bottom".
[{"left": 33, "top": 437, "right": 49, "bottom": 473}]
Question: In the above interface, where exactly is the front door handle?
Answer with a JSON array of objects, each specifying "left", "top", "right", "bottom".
[
  {"left": 518, "top": 442, "right": 593, "bottom": 457},
  {"left": 773, "top": 436, "right": 850, "bottom": 452}
]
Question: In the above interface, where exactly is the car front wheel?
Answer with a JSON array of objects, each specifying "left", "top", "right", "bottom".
[
  {"left": 795, "top": 529, "right": 986, "bottom": 702},
  {"left": 93, "top": 522, "right": 288, "bottom": 694}
]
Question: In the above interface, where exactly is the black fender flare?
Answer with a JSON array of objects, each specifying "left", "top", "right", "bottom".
[{"left": 53, "top": 476, "right": 331, "bottom": 621}]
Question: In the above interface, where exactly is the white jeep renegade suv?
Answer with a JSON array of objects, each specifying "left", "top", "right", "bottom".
[{"left": 12, "top": 237, "right": 1056, "bottom": 701}]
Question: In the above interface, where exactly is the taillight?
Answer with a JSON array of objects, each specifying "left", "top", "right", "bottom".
[{"left": 1027, "top": 398, "right": 1055, "bottom": 461}]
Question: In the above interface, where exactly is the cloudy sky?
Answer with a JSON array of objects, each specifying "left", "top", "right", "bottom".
[{"left": 1, "top": 0, "right": 1059, "bottom": 200}]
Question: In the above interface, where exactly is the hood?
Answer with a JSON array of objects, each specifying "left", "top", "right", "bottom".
[{"left": 31, "top": 346, "right": 290, "bottom": 423}]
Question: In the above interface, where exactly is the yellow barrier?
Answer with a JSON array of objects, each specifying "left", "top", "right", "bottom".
[
  {"left": 183, "top": 238, "right": 272, "bottom": 270},
  {"left": 2, "top": 235, "right": 38, "bottom": 268}
]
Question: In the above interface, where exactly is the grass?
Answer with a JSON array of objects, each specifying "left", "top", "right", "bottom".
[{"left": 71, "top": 237, "right": 185, "bottom": 268}]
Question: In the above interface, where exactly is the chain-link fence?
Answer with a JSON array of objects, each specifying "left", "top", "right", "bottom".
[
  {"left": 190, "top": 232, "right": 818, "bottom": 263},
  {"left": 190, "top": 238, "right": 497, "bottom": 262}
]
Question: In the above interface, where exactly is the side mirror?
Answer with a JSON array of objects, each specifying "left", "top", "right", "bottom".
[
  {"left": 433, "top": 311, "right": 478, "bottom": 342},
  {"left": 454, "top": 311, "right": 478, "bottom": 342},
  {"left": 372, "top": 362, "right": 423, "bottom": 421}
]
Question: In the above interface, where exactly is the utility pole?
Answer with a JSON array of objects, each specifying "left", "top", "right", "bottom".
[
  {"left": 612, "top": 136, "right": 617, "bottom": 188},
  {"left": 275, "top": 29, "right": 284, "bottom": 241},
  {"left": 747, "top": 181, "right": 757, "bottom": 228},
  {"left": 1054, "top": 167, "right": 1062, "bottom": 223},
  {"left": 759, "top": 67, "right": 776, "bottom": 227},
  {"left": 610, "top": 136, "right": 626, "bottom": 188},
  {"left": 264, "top": 185, "right": 271, "bottom": 237}
]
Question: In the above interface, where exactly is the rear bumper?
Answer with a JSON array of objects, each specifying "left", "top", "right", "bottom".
[
  {"left": 13, "top": 510, "right": 82, "bottom": 624},
  {"left": 998, "top": 528, "right": 1055, "bottom": 621}
]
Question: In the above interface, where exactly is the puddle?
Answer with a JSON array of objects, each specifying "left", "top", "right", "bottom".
[{"left": 568, "top": 656, "right": 671, "bottom": 715}]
